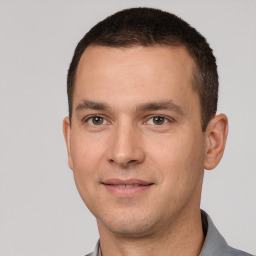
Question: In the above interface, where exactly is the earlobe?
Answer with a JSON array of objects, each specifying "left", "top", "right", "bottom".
[
  {"left": 204, "top": 114, "right": 228, "bottom": 170},
  {"left": 62, "top": 117, "right": 74, "bottom": 170}
]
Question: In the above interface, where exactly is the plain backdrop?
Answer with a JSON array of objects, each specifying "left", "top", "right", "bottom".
[{"left": 0, "top": 1, "right": 255, "bottom": 255}]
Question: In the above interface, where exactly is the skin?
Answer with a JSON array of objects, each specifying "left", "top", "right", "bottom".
[{"left": 63, "top": 45, "right": 228, "bottom": 256}]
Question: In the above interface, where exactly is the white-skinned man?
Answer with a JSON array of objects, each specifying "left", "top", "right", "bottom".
[{"left": 63, "top": 8, "right": 252, "bottom": 256}]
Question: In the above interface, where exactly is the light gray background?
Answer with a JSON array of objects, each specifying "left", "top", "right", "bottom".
[{"left": 0, "top": 1, "right": 255, "bottom": 255}]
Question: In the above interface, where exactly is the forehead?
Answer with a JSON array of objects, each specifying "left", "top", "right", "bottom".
[
  {"left": 77, "top": 45, "right": 196, "bottom": 78},
  {"left": 74, "top": 45, "right": 198, "bottom": 113}
]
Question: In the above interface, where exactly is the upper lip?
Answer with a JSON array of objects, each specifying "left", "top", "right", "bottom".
[{"left": 102, "top": 179, "right": 153, "bottom": 186}]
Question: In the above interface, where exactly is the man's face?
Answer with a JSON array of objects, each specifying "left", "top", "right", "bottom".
[{"left": 64, "top": 45, "right": 207, "bottom": 237}]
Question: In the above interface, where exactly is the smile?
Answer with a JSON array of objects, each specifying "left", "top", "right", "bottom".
[
  {"left": 112, "top": 184, "right": 141, "bottom": 188},
  {"left": 102, "top": 179, "right": 154, "bottom": 197}
]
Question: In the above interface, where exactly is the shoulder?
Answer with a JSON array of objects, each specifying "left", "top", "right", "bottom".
[
  {"left": 226, "top": 246, "right": 254, "bottom": 256},
  {"left": 200, "top": 210, "right": 254, "bottom": 256}
]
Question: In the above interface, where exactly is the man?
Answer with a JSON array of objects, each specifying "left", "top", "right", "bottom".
[{"left": 63, "top": 7, "right": 252, "bottom": 256}]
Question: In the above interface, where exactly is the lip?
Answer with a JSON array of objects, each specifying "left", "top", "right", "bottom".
[
  {"left": 102, "top": 179, "right": 154, "bottom": 197},
  {"left": 103, "top": 178, "right": 153, "bottom": 186}
]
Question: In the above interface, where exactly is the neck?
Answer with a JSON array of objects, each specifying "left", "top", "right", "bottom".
[{"left": 97, "top": 208, "right": 204, "bottom": 256}]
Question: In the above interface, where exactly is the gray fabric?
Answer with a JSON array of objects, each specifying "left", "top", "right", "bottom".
[
  {"left": 85, "top": 210, "right": 253, "bottom": 256},
  {"left": 199, "top": 210, "right": 252, "bottom": 256}
]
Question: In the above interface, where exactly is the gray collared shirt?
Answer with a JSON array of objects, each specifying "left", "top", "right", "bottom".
[{"left": 85, "top": 210, "right": 253, "bottom": 256}]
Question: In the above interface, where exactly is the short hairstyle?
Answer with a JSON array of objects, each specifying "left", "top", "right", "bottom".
[{"left": 67, "top": 7, "right": 218, "bottom": 131}]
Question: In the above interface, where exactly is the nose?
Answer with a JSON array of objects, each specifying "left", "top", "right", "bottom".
[{"left": 107, "top": 122, "right": 145, "bottom": 167}]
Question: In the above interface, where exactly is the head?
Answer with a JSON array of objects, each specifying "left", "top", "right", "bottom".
[
  {"left": 67, "top": 7, "right": 219, "bottom": 131},
  {"left": 63, "top": 8, "right": 228, "bottom": 238}
]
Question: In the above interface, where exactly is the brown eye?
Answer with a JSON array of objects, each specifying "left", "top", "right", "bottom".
[
  {"left": 93, "top": 116, "right": 103, "bottom": 125},
  {"left": 88, "top": 116, "right": 106, "bottom": 125},
  {"left": 152, "top": 116, "right": 166, "bottom": 125}
]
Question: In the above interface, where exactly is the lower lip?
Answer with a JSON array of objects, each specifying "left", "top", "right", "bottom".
[{"left": 103, "top": 184, "right": 152, "bottom": 197}]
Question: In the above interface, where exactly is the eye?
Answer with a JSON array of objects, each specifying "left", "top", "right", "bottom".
[
  {"left": 147, "top": 116, "right": 169, "bottom": 125},
  {"left": 87, "top": 116, "right": 108, "bottom": 126}
]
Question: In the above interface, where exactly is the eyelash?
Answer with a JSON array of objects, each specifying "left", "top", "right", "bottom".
[
  {"left": 82, "top": 115, "right": 174, "bottom": 126},
  {"left": 82, "top": 115, "right": 109, "bottom": 126},
  {"left": 145, "top": 116, "right": 169, "bottom": 125}
]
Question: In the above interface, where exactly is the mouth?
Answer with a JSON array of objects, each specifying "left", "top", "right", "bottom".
[
  {"left": 109, "top": 184, "right": 144, "bottom": 188},
  {"left": 102, "top": 179, "right": 154, "bottom": 197}
]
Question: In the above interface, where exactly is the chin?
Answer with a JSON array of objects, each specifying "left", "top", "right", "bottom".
[{"left": 97, "top": 211, "right": 161, "bottom": 237}]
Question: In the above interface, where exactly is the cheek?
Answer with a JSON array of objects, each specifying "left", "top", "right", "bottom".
[
  {"left": 70, "top": 137, "right": 103, "bottom": 214},
  {"left": 71, "top": 132, "right": 106, "bottom": 171},
  {"left": 70, "top": 133, "right": 107, "bottom": 198},
  {"left": 148, "top": 131, "right": 205, "bottom": 188}
]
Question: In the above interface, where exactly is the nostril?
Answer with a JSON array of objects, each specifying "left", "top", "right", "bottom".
[
  {"left": 108, "top": 158, "right": 140, "bottom": 167},
  {"left": 128, "top": 160, "right": 137, "bottom": 164}
]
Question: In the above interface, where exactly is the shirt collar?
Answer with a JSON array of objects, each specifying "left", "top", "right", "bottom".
[
  {"left": 199, "top": 210, "right": 228, "bottom": 255},
  {"left": 91, "top": 240, "right": 100, "bottom": 256}
]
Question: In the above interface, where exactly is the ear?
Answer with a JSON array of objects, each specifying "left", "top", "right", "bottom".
[
  {"left": 63, "top": 117, "right": 74, "bottom": 170},
  {"left": 204, "top": 114, "right": 228, "bottom": 170}
]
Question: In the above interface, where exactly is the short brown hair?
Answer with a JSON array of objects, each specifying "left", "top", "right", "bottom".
[{"left": 67, "top": 7, "right": 218, "bottom": 131}]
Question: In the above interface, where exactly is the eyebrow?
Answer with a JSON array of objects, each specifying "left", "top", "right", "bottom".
[
  {"left": 76, "top": 100, "right": 110, "bottom": 111},
  {"left": 75, "top": 99, "right": 185, "bottom": 115},
  {"left": 136, "top": 101, "right": 185, "bottom": 115}
]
